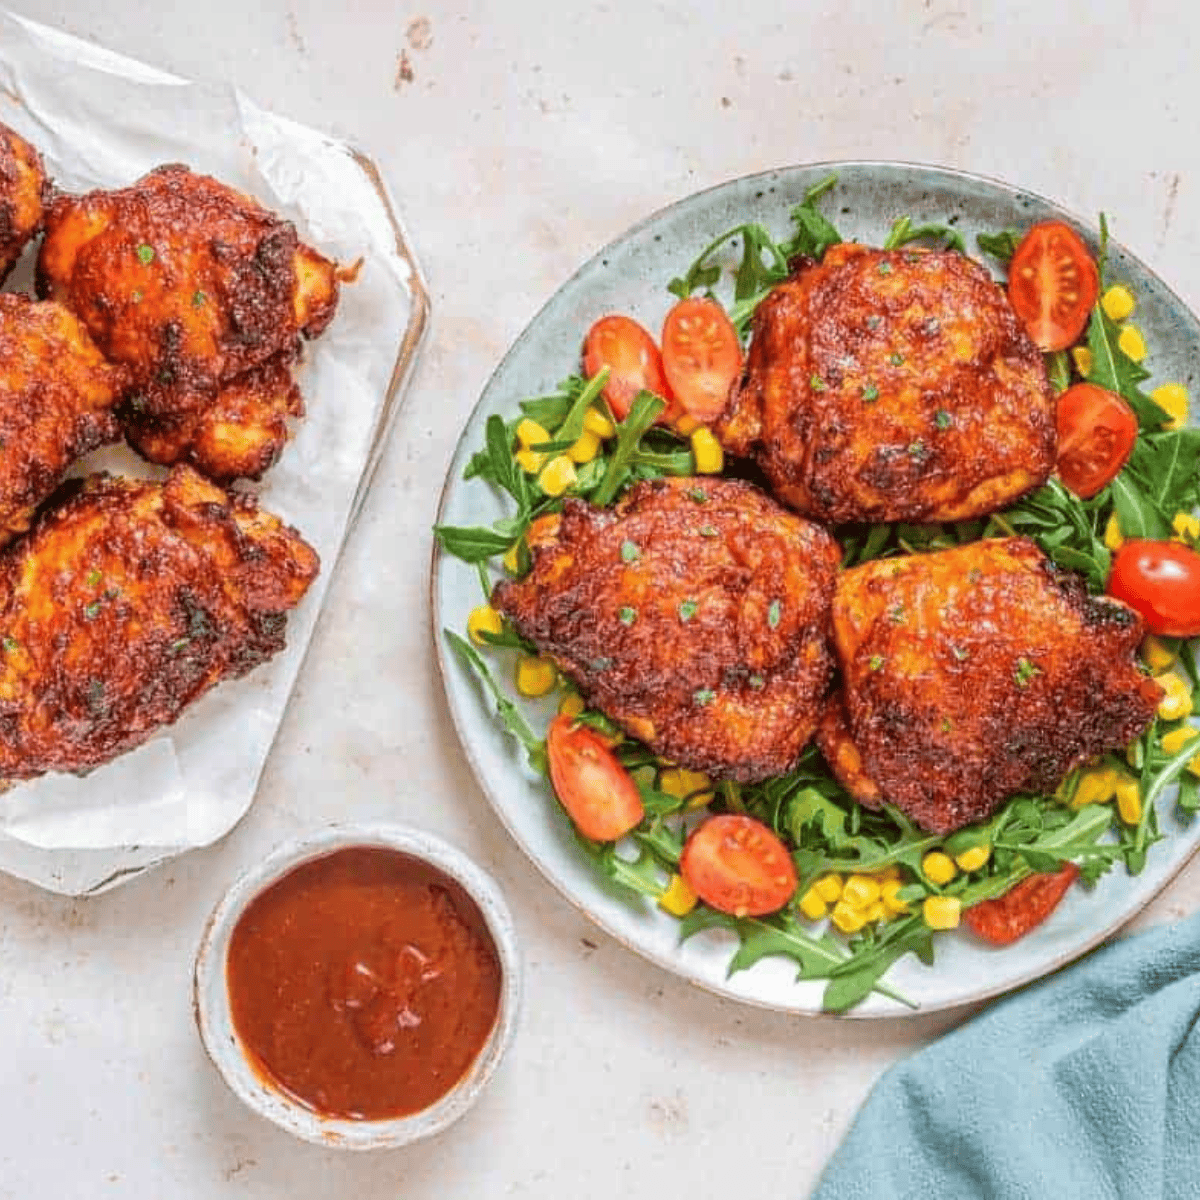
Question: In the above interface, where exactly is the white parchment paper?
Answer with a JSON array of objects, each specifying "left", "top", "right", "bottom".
[{"left": 0, "top": 12, "right": 424, "bottom": 893}]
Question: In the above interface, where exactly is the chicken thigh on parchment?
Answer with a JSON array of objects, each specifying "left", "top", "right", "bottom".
[
  {"left": 37, "top": 163, "right": 339, "bottom": 480},
  {"left": 817, "top": 537, "right": 1162, "bottom": 835},
  {"left": 0, "top": 121, "right": 49, "bottom": 282},
  {"left": 0, "top": 465, "right": 319, "bottom": 782},
  {"left": 492, "top": 476, "right": 841, "bottom": 782}
]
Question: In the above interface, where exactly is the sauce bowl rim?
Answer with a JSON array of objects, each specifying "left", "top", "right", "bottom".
[{"left": 193, "top": 821, "right": 522, "bottom": 1150}]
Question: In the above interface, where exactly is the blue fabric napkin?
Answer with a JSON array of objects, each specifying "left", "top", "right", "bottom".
[{"left": 811, "top": 911, "right": 1200, "bottom": 1199}]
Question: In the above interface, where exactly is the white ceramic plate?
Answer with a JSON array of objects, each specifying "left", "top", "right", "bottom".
[{"left": 432, "top": 161, "right": 1200, "bottom": 1017}]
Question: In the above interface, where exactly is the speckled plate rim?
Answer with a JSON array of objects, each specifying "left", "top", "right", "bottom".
[
  {"left": 193, "top": 823, "right": 522, "bottom": 1148},
  {"left": 431, "top": 159, "right": 1200, "bottom": 1018}
]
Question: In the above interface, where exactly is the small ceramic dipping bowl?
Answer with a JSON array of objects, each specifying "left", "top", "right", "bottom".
[{"left": 194, "top": 823, "right": 521, "bottom": 1150}]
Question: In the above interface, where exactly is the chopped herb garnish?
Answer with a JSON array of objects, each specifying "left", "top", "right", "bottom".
[
  {"left": 868, "top": 655, "right": 885, "bottom": 671},
  {"left": 862, "top": 383, "right": 879, "bottom": 402},
  {"left": 679, "top": 600, "right": 698, "bottom": 622},
  {"left": 748, "top": 673, "right": 765, "bottom": 689},
  {"left": 934, "top": 409, "right": 953, "bottom": 430},
  {"left": 688, "top": 487, "right": 709, "bottom": 504},
  {"left": 889, "top": 353, "right": 905, "bottom": 366},
  {"left": 908, "top": 439, "right": 928, "bottom": 461},
  {"left": 767, "top": 599, "right": 782, "bottom": 629},
  {"left": 693, "top": 688, "right": 715, "bottom": 706},
  {"left": 952, "top": 645, "right": 970, "bottom": 661},
  {"left": 699, "top": 524, "right": 719, "bottom": 538},
  {"left": 866, "top": 314, "right": 882, "bottom": 331},
  {"left": 889, "top": 604, "right": 906, "bottom": 624},
  {"left": 619, "top": 606, "right": 637, "bottom": 626},
  {"left": 83, "top": 600, "right": 103, "bottom": 620},
  {"left": 877, "top": 261, "right": 894, "bottom": 276},
  {"left": 86, "top": 569, "right": 102, "bottom": 588},
  {"left": 620, "top": 539, "right": 641, "bottom": 562},
  {"left": 131, "top": 289, "right": 142, "bottom": 304},
  {"left": 136, "top": 243, "right": 155, "bottom": 265},
  {"left": 591, "top": 657, "right": 613, "bottom": 672},
  {"left": 940, "top": 717, "right": 953, "bottom": 733},
  {"left": 2, "top": 636, "right": 17, "bottom": 652},
  {"left": 1015, "top": 657, "right": 1041, "bottom": 687},
  {"left": 192, "top": 290, "right": 206, "bottom": 307},
  {"left": 810, "top": 374, "right": 827, "bottom": 392},
  {"left": 170, "top": 637, "right": 191, "bottom": 653}
]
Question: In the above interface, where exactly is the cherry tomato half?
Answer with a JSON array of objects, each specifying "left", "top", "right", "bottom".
[
  {"left": 679, "top": 813, "right": 797, "bottom": 917},
  {"left": 1055, "top": 383, "right": 1138, "bottom": 498},
  {"left": 660, "top": 297, "right": 743, "bottom": 424},
  {"left": 962, "top": 863, "right": 1079, "bottom": 946},
  {"left": 545, "top": 715, "right": 644, "bottom": 842},
  {"left": 1108, "top": 538, "right": 1200, "bottom": 637},
  {"left": 1007, "top": 221, "right": 1099, "bottom": 352},
  {"left": 582, "top": 314, "right": 675, "bottom": 422}
]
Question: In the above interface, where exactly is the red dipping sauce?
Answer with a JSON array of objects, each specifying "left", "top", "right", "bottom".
[{"left": 225, "top": 846, "right": 503, "bottom": 1121}]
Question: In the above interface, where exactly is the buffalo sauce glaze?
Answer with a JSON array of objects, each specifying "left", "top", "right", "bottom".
[{"left": 226, "top": 846, "right": 502, "bottom": 1120}]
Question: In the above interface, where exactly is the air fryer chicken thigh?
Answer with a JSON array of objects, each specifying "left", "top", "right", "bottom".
[
  {"left": 0, "top": 121, "right": 49, "bottom": 282},
  {"left": 718, "top": 244, "right": 1056, "bottom": 524},
  {"left": 37, "top": 163, "right": 339, "bottom": 478},
  {"left": 0, "top": 294, "right": 127, "bottom": 542},
  {"left": 492, "top": 476, "right": 841, "bottom": 781},
  {"left": 817, "top": 537, "right": 1162, "bottom": 834},
  {"left": 0, "top": 465, "right": 319, "bottom": 781}
]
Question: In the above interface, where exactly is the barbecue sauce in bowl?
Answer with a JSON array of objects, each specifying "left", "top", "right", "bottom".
[{"left": 225, "top": 845, "right": 503, "bottom": 1121}]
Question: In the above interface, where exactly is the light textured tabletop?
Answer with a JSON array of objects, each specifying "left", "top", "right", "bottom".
[{"left": 3, "top": 3, "right": 1200, "bottom": 1197}]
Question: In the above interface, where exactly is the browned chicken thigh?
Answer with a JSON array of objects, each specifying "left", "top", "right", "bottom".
[
  {"left": 492, "top": 476, "right": 841, "bottom": 781},
  {"left": 719, "top": 244, "right": 1056, "bottom": 524},
  {"left": 0, "top": 465, "right": 319, "bottom": 781},
  {"left": 817, "top": 537, "right": 1162, "bottom": 834},
  {"left": 0, "top": 294, "right": 127, "bottom": 542},
  {"left": 0, "top": 122, "right": 49, "bottom": 281},
  {"left": 37, "top": 163, "right": 339, "bottom": 479}
]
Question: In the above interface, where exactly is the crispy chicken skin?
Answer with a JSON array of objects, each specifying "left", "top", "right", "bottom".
[
  {"left": 492, "top": 477, "right": 841, "bottom": 781},
  {"left": 818, "top": 537, "right": 1162, "bottom": 834},
  {"left": 0, "top": 294, "right": 127, "bottom": 542},
  {"left": 121, "top": 353, "right": 303, "bottom": 483},
  {"left": 0, "top": 122, "right": 49, "bottom": 281},
  {"left": 36, "top": 164, "right": 338, "bottom": 477},
  {"left": 718, "top": 244, "right": 1056, "bottom": 524},
  {"left": 0, "top": 466, "right": 319, "bottom": 781}
]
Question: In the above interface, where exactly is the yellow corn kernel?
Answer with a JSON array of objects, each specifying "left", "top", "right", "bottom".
[
  {"left": 538, "top": 454, "right": 577, "bottom": 497},
  {"left": 568, "top": 429, "right": 602, "bottom": 464},
  {"left": 1101, "top": 284, "right": 1136, "bottom": 322},
  {"left": 691, "top": 427, "right": 724, "bottom": 474},
  {"left": 558, "top": 692, "right": 586, "bottom": 720},
  {"left": 1117, "top": 325, "right": 1147, "bottom": 362},
  {"left": 923, "top": 895, "right": 962, "bottom": 931},
  {"left": 674, "top": 414, "right": 701, "bottom": 437},
  {"left": 1172, "top": 512, "right": 1200, "bottom": 543},
  {"left": 1114, "top": 776, "right": 1142, "bottom": 825},
  {"left": 659, "top": 767, "right": 714, "bottom": 808},
  {"left": 1162, "top": 726, "right": 1199, "bottom": 755},
  {"left": 865, "top": 901, "right": 888, "bottom": 925},
  {"left": 1151, "top": 383, "right": 1189, "bottom": 430},
  {"left": 830, "top": 900, "right": 868, "bottom": 934},
  {"left": 954, "top": 843, "right": 992, "bottom": 873},
  {"left": 921, "top": 851, "right": 957, "bottom": 886},
  {"left": 658, "top": 873, "right": 698, "bottom": 917},
  {"left": 467, "top": 604, "right": 504, "bottom": 645},
  {"left": 583, "top": 406, "right": 616, "bottom": 439},
  {"left": 1071, "top": 765, "right": 1120, "bottom": 808},
  {"left": 502, "top": 541, "right": 524, "bottom": 575},
  {"left": 1142, "top": 635, "right": 1177, "bottom": 674},
  {"left": 516, "top": 447, "right": 545, "bottom": 474},
  {"left": 1071, "top": 346, "right": 1093, "bottom": 378},
  {"left": 515, "top": 654, "right": 557, "bottom": 697},
  {"left": 813, "top": 874, "right": 844, "bottom": 903},
  {"left": 881, "top": 878, "right": 910, "bottom": 915},
  {"left": 1103, "top": 512, "right": 1124, "bottom": 552},
  {"left": 842, "top": 874, "right": 882, "bottom": 909},
  {"left": 516, "top": 417, "right": 550, "bottom": 449},
  {"left": 1156, "top": 672, "right": 1194, "bottom": 722},
  {"left": 799, "top": 887, "right": 829, "bottom": 921}
]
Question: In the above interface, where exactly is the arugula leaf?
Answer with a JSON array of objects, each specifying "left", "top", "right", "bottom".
[
  {"left": 975, "top": 229, "right": 1020, "bottom": 264},
  {"left": 822, "top": 917, "right": 928, "bottom": 1012},
  {"left": 433, "top": 524, "right": 515, "bottom": 563},
  {"left": 445, "top": 631, "right": 545, "bottom": 770},
  {"left": 589, "top": 391, "right": 667, "bottom": 506},
  {"left": 882, "top": 215, "right": 966, "bottom": 255},
  {"left": 780, "top": 172, "right": 842, "bottom": 262}
]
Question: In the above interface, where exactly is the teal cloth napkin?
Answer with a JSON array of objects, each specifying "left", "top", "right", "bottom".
[{"left": 811, "top": 911, "right": 1200, "bottom": 1199}]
